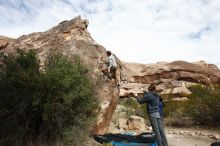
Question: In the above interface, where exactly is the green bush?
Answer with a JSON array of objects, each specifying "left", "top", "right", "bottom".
[
  {"left": 119, "top": 98, "right": 149, "bottom": 122},
  {"left": 163, "top": 98, "right": 190, "bottom": 127},
  {"left": 186, "top": 85, "right": 220, "bottom": 126},
  {"left": 162, "top": 93, "right": 188, "bottom": 118},
  {"left": 0, "top": 49, "right": 98, "bottom": 146},
  {"left": 119, "top": 98, "right": 139, "bottom": 109},
  {"left": 119, "top": 98, "right": 139, "bottom": 117}
]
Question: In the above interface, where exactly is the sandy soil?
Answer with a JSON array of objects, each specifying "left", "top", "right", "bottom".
[
  {"left": 106, "top": 126, "right": 219, "bottom": 146},
  {"left": 167, "top": 134, "right": 215, "bottom": 146},
  {"left": 166, "top": 126, "right": 219, "bottom": 146}
]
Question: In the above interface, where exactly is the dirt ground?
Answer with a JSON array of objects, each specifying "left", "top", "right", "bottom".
[
  {"left": 166, "top": 126, "right": 219, "bottom": 146},
  {"left": 167, "top": 134, "right": 215, "bottom": 146},
  {"left": 104, "top": 125, "right": 219, "bottom": 146}
]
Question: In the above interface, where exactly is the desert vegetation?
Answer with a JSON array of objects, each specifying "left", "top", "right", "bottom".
[
  {"left": 163, "top": 85, "right": 220, "bottom": 127},
  {"left": 186, "top": 85, "right": 220, "bottom": 126},
  {"left": 0, "top": 49, "right": 99, "bottom": 146}
]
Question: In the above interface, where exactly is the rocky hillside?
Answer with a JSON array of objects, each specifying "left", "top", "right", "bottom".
[
  {"left": 0, "top": 16, "right": 119, "bottom": 135},
  {"left": 120, "top": 61, "right": 220, "bottom": 100},
  {"left": 110, "top": 61, "right": 220, "bottom": 134}
]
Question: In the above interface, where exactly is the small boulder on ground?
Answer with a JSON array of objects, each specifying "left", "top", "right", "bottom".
[
  {"left": 127, "top": 115, "right": 147, "bottom": 131},
  {"left": 117, "top": 118, "right": 128, "bottom": 130},
  {"left": 172, "top": 86, "right": 192, "bottom": 96}
]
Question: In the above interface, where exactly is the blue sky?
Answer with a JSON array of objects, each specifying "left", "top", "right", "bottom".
[{"left": 0, "top": 0, "right": 220, "bottom": 67}]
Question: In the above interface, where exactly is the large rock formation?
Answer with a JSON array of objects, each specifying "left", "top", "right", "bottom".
[
  {"left": 120, "top": 61, "right": 220, "bottom": 99},
  {"left": 110, "top": 61, "right": 220, "bottom": 133},
  {"left": 0, "top": 35, "right": 14, "bottom": 50},
  {"left": 122, "top": 61, "right": 220, "bottom": 84},
  {"left": 0, "top": 16, "right": 119, "bottom": 135}
]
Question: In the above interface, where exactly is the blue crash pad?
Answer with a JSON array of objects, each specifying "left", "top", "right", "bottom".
[
  {"left": 110, "top": 141, "right": 157, "bottom": 146},
  {"left": 94, "top": 132, "right": 157, "bottom": 146}
]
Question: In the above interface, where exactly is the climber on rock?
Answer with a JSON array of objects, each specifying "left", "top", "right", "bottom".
[{"left": 106, "top": 51, "right": 121, "bottom": 86}]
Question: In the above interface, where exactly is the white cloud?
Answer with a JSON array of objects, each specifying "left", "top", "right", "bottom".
[{"left": 0, "top": 0, "right": 220, "bottom": 67}]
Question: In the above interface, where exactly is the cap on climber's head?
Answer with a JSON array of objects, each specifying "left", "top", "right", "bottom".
[{"left": 106, "top": 51, "right": 111, "bottom": 56}]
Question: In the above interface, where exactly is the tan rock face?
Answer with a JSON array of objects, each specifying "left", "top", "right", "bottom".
[
  {"left": 172, "top": 86, "right": 192, "bottom": 96},
  {"left": 127, "top": 116, "right": 147, "bottom": 131},
  {"left": 1, "top": 16, "right": 119, "bottom": 135},
  {"left": 119, "top": 83, "right": 149, "bottom": 97},
  {"left": 114, "top": 116, "right": 148, "bottom": 131},
  {"left": 122, "top": 61, "right": 220, "bottom": 85},
  {"left": 0, "top": 36, "right": 14, "bottom": 50},
  {"left": 194, "top": 60, "right": 219, "bottom": 70},
  {"left": 117, "top": 118, "right": 128, "bottom": 130},
  {"left": 120, "top": 61, "right": 220, "bottom": 99}
]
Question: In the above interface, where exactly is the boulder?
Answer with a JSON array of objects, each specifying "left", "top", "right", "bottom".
[
  {"left": 155, "top": 83, "right": 167, "bottom": 92},
  {"left": 127, "top": 116, "right": 146, "bottom": 131},
  {"left": 213, "top": 134, "right": 220, "bottom": 140},
  {"left": 172, "top": 86, "right": 192, "bottom": 96},
  {"left": 0, "top": 36, "right": 13, "bottom": 50},
  {"left": 119, "top": 83, "right": 149, "bottom": 97},
  {"left": 117, "top": 118, "right": 128, "bottom": 130},
  {"left": 160, "top": 89, "right": 172, "bottom": 95}
]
